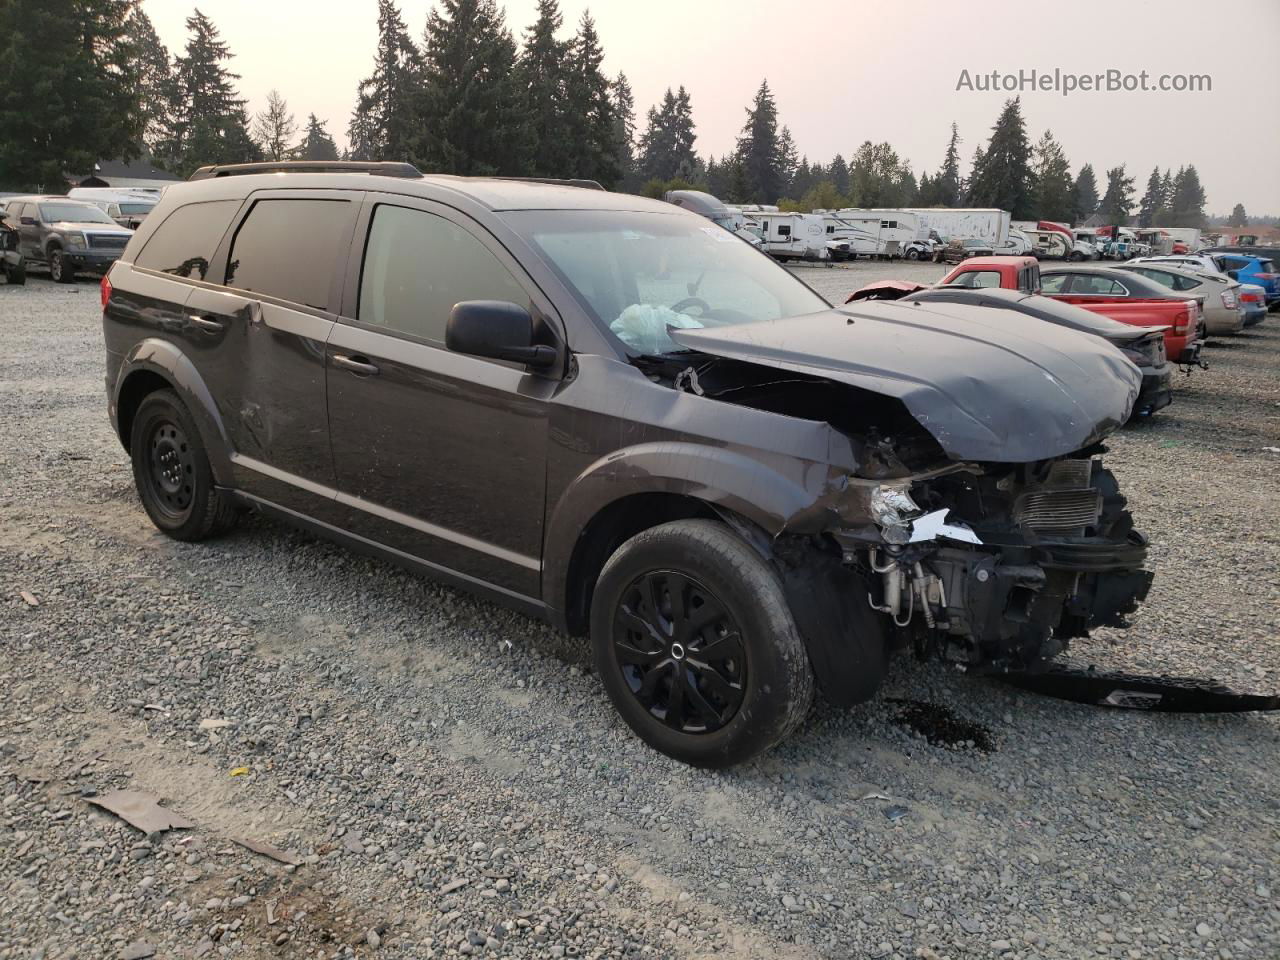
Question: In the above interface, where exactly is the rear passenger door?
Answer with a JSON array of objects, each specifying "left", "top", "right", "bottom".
[
  {"left": 183, "top": 190, "right": 360, "bottom": 517},
  {"left": 325, "top": 196, "right": 558, "bottom": 599}
]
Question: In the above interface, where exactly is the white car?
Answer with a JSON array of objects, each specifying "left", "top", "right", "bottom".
[{"left": 1118, "top": 261, "right": 1244, "bottom": 335}]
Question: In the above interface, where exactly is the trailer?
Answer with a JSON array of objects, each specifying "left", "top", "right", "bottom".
[
  {"left": 662, "top": 190, "right": 763, "bottom": 247},
  {"left": 899, "top": 207, "right": 1011, "bottom": 246},
  {"left": 831, "top": 209, "right": 920, "bottom": 258},
  {"left": 744, "top": 211, "right": 828, "bottom": 261}
]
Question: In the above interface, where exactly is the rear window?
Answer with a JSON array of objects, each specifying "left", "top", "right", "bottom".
[
  {"left": 225, "top": 199, "right": 354, "bottom": 310},
  {"left": 951, "top": 270, "right": 1002, "bottom": 289},
  {"left": 1259, "top": 260, "right": 1275, "bottom": 273},
  {"left": 134, "top": 200, "right": 239, "bottom": 280}
]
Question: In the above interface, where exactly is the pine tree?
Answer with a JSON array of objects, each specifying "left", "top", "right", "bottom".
[
  {"left": 611, "top": 72, "right": 637, "bottom": 191},
  {"left": 517, "top": 0, "right": 571, "bottom": 176},
  {"left": 169, "top": 9, "right": 259, "bottom": 173},
  {"left": 415, "top": 0, "right": 522, "bottom": 175},
  {"left": 935, "top": 122, "right": 962, "bottom": 206},
  {"left": 828, "top": 153, "right": 850, "bottom": 198},
  {"left": 1154, "top": 169, "right": 1176, "bottom": 226},
  {"left": 789, "top": 158, "right": 814, "bottom": 201},
  {"left": 917, "top": 171, "right": 935, "bottom": 206},
  {"left": 252, "top": 90, "right": 297, "bottom": 162},
  {"left": 637, "top": 87, "right": 697, "bottom": 183},
  {"left": 1030, "top": 130, "right": 1073, "bottom": 223},
  {"left": 0, "top": 0, "right": 143, "bottom": 189},
  {"left": 126, "top": 6, "right": 175, "bottom": 159},
  {"left": 1071, "top": 164, "right": 1099, "bottom": 223},
  {"left": 777, "top": 126, "right": 798, "bottom": 197},
  {"left": 734, "top": 80, "right": 785, "bottom": 204},
  {"left": 348, "top": 0, "right": 421, "bottom": 161},
  {"left": 1228, "top": 203, "right": 1248, "bottom": 228},
  {"left": 563, "top": 12, "right": 618, "bottom": 185},
  {"left": 296, "top": 114, "right": 339, "bottom": 161},
  {"left": 963, "top": 146, "right": 984, "bottom": 203},
  {"left": 966, "top": 97, "right": 1032, "bottom": 217},
  {"left": 1137, "top": 166, "right": 1165, "bottom": 228},
  {"left": 1167, "top": 166, "right": 1207, "bottom": 228},
  {"left": 1096, "top": 165, "right": 1135, "bottom": 223}
]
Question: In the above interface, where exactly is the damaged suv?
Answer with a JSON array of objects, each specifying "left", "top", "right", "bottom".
[{"left": 103, "top": 162, "right": 1152, "bottom": 767}]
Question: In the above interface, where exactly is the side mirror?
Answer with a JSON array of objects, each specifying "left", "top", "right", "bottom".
[{"left": 446, "top": 300, "right": 557, "bottom": 369}]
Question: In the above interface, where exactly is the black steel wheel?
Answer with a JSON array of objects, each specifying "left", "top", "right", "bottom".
[
  {"left": 130, "top": 389, "right": 238, "bottom": 541},
  {"left": 590, "top": 520, "right": 814, "bottom": 767},
  {"left": 612, "top": 570, "right": 746, "bottom": 734},
  {"left": 142, "top": 419, "right": 197, "bottom": 521}
]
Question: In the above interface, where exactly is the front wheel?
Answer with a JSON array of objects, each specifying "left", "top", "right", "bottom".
[
  {"left": 130, "top": 389, "right": 239, "bottom": 541},
  {"left": 905, "top": 249, "right": 920, "bottom": 261},
  {"left": 590, "top": 520, "right": 815, "bottom": 768},
  {"left": 49, "top": 248, "right": 75, "bottom": 283}
]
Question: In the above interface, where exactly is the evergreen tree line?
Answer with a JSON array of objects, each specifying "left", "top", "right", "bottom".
[{"left": 0, "top": 0, "right": 1226, "bottom": 228}]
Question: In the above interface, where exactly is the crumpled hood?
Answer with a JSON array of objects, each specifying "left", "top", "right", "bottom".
[{"left": 669, "top": 302, "right": 1141, "bottom": 463}]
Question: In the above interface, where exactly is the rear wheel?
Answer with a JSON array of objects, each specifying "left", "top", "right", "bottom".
[
  {"left": 130, "top": 389, "right": 238, "bottom": 541},
  {"left": 590, "top": 520, "right": 814, "bottom": 768},
  {"left": 48, "top": 247, "right": 74, "bottom": 283},
  {"left": 4, "top": 260, "right": 24, "bottom": 284}
]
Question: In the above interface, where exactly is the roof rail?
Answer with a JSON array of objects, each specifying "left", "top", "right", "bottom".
[
  {"left": 494, "top": 177, "right": 605, "bottom": 191},
  {"left": 187, "top": 161, "right": 423, "bottom": 181}
]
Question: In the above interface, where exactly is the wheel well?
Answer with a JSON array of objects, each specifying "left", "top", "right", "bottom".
[
  {"left": 562, "top": 493, "right": 719, "bottom": 636},
  {"left": 116, "top": 370, "right": 173, "bottom": 452}
]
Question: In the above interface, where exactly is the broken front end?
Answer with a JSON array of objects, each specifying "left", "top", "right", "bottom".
[{"left": 830, "top": 457, "right": 1153, "bottom": 671}]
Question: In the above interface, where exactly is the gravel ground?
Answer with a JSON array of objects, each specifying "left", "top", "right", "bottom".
[{"left": 1, "top": 267, "right": 1278, "bottom": 960}]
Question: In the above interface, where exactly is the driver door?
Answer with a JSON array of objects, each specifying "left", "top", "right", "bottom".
[{"left": 326, "top": 197, "right": 560, "bottom": 598}]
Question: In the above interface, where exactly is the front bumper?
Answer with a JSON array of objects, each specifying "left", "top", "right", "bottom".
[{"left": 63, "top": 250, "right": 122, "bottom": 271}]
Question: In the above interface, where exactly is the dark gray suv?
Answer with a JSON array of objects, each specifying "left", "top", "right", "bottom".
[{"left": 102, "top": 162, "right": 1152, "bottom": 766}]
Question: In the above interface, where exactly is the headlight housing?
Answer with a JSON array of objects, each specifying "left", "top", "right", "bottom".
[{"left": 65, "top": 232, "right": 86, "bottom": 250}]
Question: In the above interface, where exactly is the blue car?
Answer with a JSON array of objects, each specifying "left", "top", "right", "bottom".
[{"left": 1212, "top": 253, "right": 1280, "bottom": 304}]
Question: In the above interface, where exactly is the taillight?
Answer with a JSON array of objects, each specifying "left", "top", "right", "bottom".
[
  {"left": 1221, "top": 290, "right": 1237, "bottom": 309},
  {"left": 1172, "top": 308, "right": 1190, "bottom": 335},
  {"left": 1241, "top": 292, "right": 1262, "bottom": 303},
  {"left": 100, "top": 272, "right": 112, "bottom": 310}
]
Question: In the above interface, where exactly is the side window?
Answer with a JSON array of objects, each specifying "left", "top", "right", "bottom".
[
  {"left": 1039, "top": 274, "right": 1068, "bottom": 294},
  {"left": 1172, "top": 275, "right": 1201, "bottom": 291},
  {"left": 226, "top": 199, "right": 353, "bottom": 310},
  {"left": 134, "top": 200, "right": 240, "bottom": 280},
  {"left": 778, "top": 225, "right": 791, "bottom": 237},
  {"left": 358, "top": 204, "right": 529, "bottom": 344},
  {"left": 953, "top": 271, "right": 1000, "bottom": 289}
]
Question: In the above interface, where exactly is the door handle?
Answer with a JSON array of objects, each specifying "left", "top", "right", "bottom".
[
  {"left": 189, "top": 315, "right": 224, "bottom": 332},
  {"left": 332, "top": 353, "right": 380, "bottom": 376}
]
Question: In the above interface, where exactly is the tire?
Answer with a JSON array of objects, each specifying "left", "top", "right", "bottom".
[
  {"left": 906, "top": 249, "right": 920, "bottom": 261},
  {"left": 4, "top": 260, "right": 24, "bottom": 284},
  {"left": 589, "top": 520, "right": 815, "bottom": 768},
  {"left": 48, "top": 247, "right": 74, "bottom": 283},
  {"left": 1069, "top": 251, "right": 1084, "bottom": 262},
  {"left": 130, "top": 389, "right": 238, "bottom": 541}
]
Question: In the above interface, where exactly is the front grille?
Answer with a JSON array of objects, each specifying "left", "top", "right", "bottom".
[
  {"left": 88, "top": 234, "right": 129, "bottom": 251},
  {"left": 1014, "top": 489, "right": 1103, "bottom": 534}
]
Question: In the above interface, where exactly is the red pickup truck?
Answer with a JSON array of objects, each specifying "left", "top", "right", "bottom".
[{"left": 938, "top": 257, "right": 1204, "bottom": 364}]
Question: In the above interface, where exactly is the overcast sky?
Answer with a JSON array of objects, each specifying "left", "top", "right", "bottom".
[{"left": 144, "top": 0, "right": 1280, "bottom": 215}]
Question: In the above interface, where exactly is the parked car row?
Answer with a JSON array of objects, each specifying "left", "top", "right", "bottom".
[
  {"left": 97, "top": 161, "right": 1159, "bottom": 766},
  {"left": 1, "top": 195, "right": 137, "bottom": 283}
]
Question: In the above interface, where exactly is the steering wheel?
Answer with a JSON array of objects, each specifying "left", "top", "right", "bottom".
[{"left": 672, "top": 297, "right": 711, "bottom": 316}]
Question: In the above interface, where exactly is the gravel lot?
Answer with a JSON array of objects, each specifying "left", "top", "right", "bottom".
[{"left": 2, "top": 266, "right": 1278, "bottom": 960}]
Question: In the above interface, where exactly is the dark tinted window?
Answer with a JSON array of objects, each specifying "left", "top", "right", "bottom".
[
  {"left": 225, "top": 199, "right": 353, "bottom": 309},
  {"left": 358, "top": 204, "right": 528, "bottom": 343},
  {"left": 135, "top": 200, "right": 239, "bottom": 280}
]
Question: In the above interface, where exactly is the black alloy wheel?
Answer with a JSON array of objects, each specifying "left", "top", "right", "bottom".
[{"left": 612, "top": 570, "right": 746, "bottom": 733}]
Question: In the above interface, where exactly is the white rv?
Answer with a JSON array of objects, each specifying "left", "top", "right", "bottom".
[
  {"left": 745, "top": 212, "right": 828, "bottom": 261},
  {"left": 819, "top": 215, "right": 883, "bottom": 260},
  {"left": 832, "top": 210, "right": 920, "bottom": 258},
  {"left": 901, "top": 208, "right": 1011, "bottom": 246}
]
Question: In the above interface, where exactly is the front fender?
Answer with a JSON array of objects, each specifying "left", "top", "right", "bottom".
[
  {"left": 114, "top": 338, "right": 233, "bottom": 486},
  {"left": 541, "top": 440, "right": 837, "bottom": 615}
]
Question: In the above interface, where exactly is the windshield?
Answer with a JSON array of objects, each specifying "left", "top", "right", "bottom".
[
  {"left": 117, "top": 203, "right": 155, "bottom": 215},
  {"left": 39, "top": 203, "right": 115, "bottom": 224},
  {"left": 505, "top": 209, "right": 830, "bottom": 355}
]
